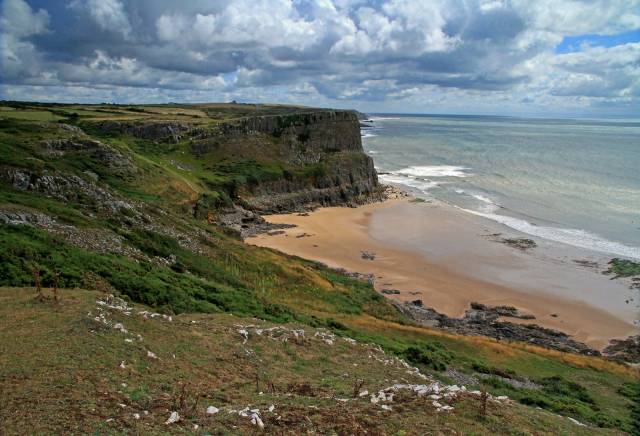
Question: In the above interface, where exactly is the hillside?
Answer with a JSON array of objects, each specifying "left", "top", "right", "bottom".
[{"left": 0, "top": 102, "right": 638, "bottom": 434}]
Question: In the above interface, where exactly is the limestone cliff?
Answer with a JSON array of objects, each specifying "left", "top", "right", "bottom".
[
  {"left": 200, "top": 110, "right": 382, "bottom": 213},
  {"left": 92, "top": 108, "right": 381, "bottom": 216}
]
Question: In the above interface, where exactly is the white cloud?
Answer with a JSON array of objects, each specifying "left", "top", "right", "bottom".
[
  {"left": 72, "top": 0, "right": 133, "bottom": 39},
  {"left": 0, "top": 0, "right": 49, "bottom": 80}
]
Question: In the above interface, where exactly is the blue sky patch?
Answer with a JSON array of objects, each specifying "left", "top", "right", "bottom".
[{"left": 555, "top": 29, "right": 640, "bottom": 53}]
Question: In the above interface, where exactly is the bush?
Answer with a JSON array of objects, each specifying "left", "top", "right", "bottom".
[{"left": 402, "top": 342, "right": 453, "bottom": 371}]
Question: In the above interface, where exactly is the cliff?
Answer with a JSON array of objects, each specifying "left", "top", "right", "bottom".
[{"left": 93, "top": 109, "right": 382, "bottom": 218}]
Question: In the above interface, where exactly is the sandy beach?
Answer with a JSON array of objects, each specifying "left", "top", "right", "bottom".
[{"left": 248, "top": 198, "right": 638, "bottom": 350}]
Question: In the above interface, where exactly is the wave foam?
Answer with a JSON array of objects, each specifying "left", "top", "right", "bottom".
[
  {"left": 462, "top": 208, "right": 640, "bottom": 260},
  {"left": 380, "top": 174, "right": 439, "bottom": 192},
  {"left": 396, "top": 165, "right": 470, "bottom": 178}
]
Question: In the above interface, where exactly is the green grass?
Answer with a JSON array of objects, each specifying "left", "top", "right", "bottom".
[
  {"left": 0, "top": 287, "right": 630, "bottom": 435},
  {"left": 0, "top": 110, "right": 64, "bottom": 121}
]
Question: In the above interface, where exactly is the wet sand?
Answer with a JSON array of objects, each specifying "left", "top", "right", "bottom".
[{"left": 247, "top": 198, "right": 638, "bottom": 350}]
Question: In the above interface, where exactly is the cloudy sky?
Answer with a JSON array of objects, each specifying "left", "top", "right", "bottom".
[{"left": 1, "top": 0, "right": 639, "bottom": 117}]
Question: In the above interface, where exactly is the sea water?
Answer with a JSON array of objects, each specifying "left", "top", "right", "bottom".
[{"left": 362, "top": 114, "right": 640, "bottom": 260}]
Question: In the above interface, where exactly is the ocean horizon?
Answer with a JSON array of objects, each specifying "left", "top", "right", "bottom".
[{"left": 362, "top": 113, "right": 640, "bottom": 260}]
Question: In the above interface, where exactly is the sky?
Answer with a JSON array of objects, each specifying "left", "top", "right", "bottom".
[{"left": 1, "top": 0, "right": 639, "bottom": 117}]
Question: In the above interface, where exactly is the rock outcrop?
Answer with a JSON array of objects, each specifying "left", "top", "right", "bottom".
[
  {"left": 96, "top": 121, "right": 193, "bottom": 143},
  {"left": 393, "top": 300, "right": 600, "bottom": 357},
  {"left": 39, "top": 138, "right": 136, "bottom": 178}
]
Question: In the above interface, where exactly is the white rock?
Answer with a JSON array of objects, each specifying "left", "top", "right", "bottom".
[
  {"left": 206, "top": 406, "right": 219, "bottom": 415},
  {"left": 439, "top": 405, "right": 454, "bottom": 412},
  {"left": 568, "top": 417, "right": 586, "bottom": 426},
  {"left": 165, "top": 411, "right": 180, "bottom": 424},
  {"left": 193, "top": 424, "right": 199, "bottom": 430},
  {"left": 251, "top": 413, "right": 264, "bottom": 429},
  {"left": 429, "top": 394, "right": 441, "bottom": 400},
  {"left": 381, "top": 404, "right": 392, "bottom": 411},
  {"left": 496, "top": 395, "right": 509, "bottom": 401},
  {"left": 119, "top": 361, "right": 126, "bottom": 369},
  {"left": 432, "top": 401, "right": 442, "bottom": 408},
  {"left": 358, "top": 390, "right": 369, "bottom": 397},
  {"left": 133, "top": 413, "right": 140, "bottom": 420},
  {"left": 268, "top": 404, "right": 275, "bottom": 412},
  {"left": 147, "top": 350, "right": 158, "bottom": 359},
  {"left": 238, "top": 329, "right": 249, "bottom": 343},
  {"left": 124, "top": 338, "right": 133, "bottom": 343}
]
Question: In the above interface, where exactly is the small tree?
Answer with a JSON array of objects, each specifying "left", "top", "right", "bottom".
[{"left": 32, "top": 266, "right": 44, "bottom": 301}]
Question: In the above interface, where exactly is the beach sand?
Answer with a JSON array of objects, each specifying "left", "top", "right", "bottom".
[{"left": 247, "top": 198, "right": 638, "bottom": 350}]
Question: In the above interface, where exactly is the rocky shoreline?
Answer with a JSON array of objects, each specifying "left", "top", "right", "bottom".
[{"left": 390, "top": 299, "right": 602, "bottom": 357}]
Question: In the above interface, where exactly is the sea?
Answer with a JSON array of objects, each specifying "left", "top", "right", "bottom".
[{"left": 362, "top": 114, "right": 640, "bottom": 260}]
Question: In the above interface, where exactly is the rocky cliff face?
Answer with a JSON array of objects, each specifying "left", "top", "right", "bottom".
[
  {"left": 193, "top": 110, "right": 382, "bottom": 214},
  {"left": 90, "top": 109, "right": 381, "bottom": 217}
]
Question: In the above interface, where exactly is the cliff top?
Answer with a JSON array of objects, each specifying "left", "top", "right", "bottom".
[{"left": 0, "top": 100, "right": 352, "bottom": 125}]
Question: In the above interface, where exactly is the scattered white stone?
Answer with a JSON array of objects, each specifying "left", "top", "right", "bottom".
[
  {"left": 251, "top": 413, "right": 264, "bottom": 429},
  {"left": 496, "top": 396, "right": 509, "bottom": 401},
  {"left": 165, "top": 411, "right": 180, "bottom": 425},
  {"left": 106, "top": 418, "right": 114, "bottom": 423},
  {"left": 439, "top": 405, "right": 454, "bottom": 412},
  {"left": 193, "top": 424, "right": 199, "bottom": 430},
  {"left": 314, "top": 331, "right": 336, "bottom": 345},
  {"left": 206, "top": 406, "right": 219, "bottom": 415},
  {"left": 358, "top": 390, "right": 369, "bottom": 397},
  {"left": 146, "top": 350, "right": 158, "bottom": 359},
  {"left": 238, "top": 329, "right": 249, "bottom": 343},
  {"left": 125, "top": 338, "right": 133, "bottom": 343},
  {"left": 121, "top": 383, "right": 127, "bottom": 388},
  {"left": 119, "top": 361, "right": 126, "bottom": 369},
  {"left": 268, "top": 404, "right": 275, "bottom": 412},
  {"left": 568, "top": 417, "right": 586, "bottom": 427},
  {"left": 113, "top": 323, "right": 128, "bottom": 334},
  {"left": 133, "top": 413, "right": 140, "bottom": 420},
  {"left": 432, "top": 401, "right": 442, "bottom": 408},
  {"left": 380, "top": 404, "right": 392, "bottom": 411},
  {"left": 118, "top": 403, "right": 127, "bottom": 408}
]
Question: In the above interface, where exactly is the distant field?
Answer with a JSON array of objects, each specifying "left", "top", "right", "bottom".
[{"left": 0, "top": 109, "right": 64, "bottom": 121}]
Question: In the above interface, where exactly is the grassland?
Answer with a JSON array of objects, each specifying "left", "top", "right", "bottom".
[{"left": 0, "top": 102, "right": 638, "bottom": 434}]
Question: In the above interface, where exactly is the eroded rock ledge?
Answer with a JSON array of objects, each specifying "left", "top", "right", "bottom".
[{"left": 391, "top": 299, "right": 601, "bottom": 357}]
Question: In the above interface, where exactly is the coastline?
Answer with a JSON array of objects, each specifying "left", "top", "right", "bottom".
[{"left": 247, "top": 196, "right": 638, "bottom": 350}]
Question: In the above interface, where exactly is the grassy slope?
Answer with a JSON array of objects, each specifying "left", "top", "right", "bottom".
[
  {"left": 0, "top": 287, "right": 629, "bottom": 435},
  {"left": 0, "top": 103, "right": 638, "bottom": 434}
]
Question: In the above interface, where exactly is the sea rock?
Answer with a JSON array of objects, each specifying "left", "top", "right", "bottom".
[
  {"left": 603, "top": 335, "right": 640, "bottom": 363},
  {"left": 392, "top": 300, "right": 600, "bottom": 357}
]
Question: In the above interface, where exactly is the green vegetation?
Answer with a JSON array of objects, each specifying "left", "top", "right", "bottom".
[
  {"left": 0, "top": 102, "right": 638, "bottom": 434},
  {"left": 605, "top": 258, "right": 640, "bottom": 278}
]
